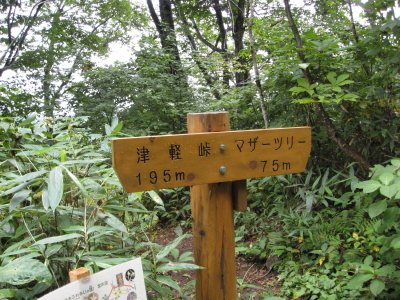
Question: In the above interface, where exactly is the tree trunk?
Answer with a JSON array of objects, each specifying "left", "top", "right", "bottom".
[
  {"left": 248, "top": 0, "right": 268, "bottom": 128},
  {"left": 147, "top": 0, "right": 185, "bottom": 77},
  {"left": 212, "top": 0, "right": 230, "bottom": 88},
  {"left": 231, "top": 0, "right": 249, "bottom": 87},
  {"left": 174, "top": 0, "right": 221, "bottom": 100}
]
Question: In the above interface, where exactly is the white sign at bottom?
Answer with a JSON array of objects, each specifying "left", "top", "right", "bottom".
[{"left": 39, "top": 257, "right": 147, "bottom": 300}]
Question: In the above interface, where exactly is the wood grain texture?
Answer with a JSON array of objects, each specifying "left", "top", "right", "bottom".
[
  {"left": 232, "top": 179, "right": 247, "bottom": 212},
  {"left": 112, "top": 126, "right": 311, "bottom": 192},
  {"left": 69, "top": 267, "right": 90, "bottom": 283},
  {"left": 188, "top": 112, "right": 237, "bottom": 300}
]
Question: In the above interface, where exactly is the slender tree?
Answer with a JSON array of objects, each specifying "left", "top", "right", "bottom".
[{"left": 248, "top": 0, "right": 269, "bottom": 128}]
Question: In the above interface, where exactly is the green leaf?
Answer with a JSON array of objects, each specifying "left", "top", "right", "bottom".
[
  {"left": 380, "top": 184, "right": 398, "bottom": 198},
  {"left": 111, "top": 116, "right": 119, "bottom": 130},
  {"left": 390, "top": 237, "right": 400, "bottom": 249},
  {"left": 9, "top": 189, "right": 31, "bottom": 212},
  {"left": 324, "top": 186, "right": 333, "bottom": 196},
  {"left": 0, "top": 257, "right": 52, "bottom": 285},
  {"left": 156, "top": 262, "right": 205, "bottom": 273},
  {"left": 306, "top": 88, "right": 315, "bottom": 96},
  {"left": 336, "top": 74, "right": 350, "bottom": 85},
  {"left": 292, "top": 97, "right": 315, "bottom": 104},
  {"left": 347, "top": 273, "right": 374, "bottom": 289},
  {"left": 32, "top": 233, "right": 83, "bottom": 246},
  {"left": 42, "top": 186, "right": 49, "bottom": 210},
  {"left": 60, "top": 158, "right": 107, "bottom": 165},
  {"left": 370, "top": 278, "right": 385, "bottom": 296},
  {"left": 326, "top": 72, "right": 337, "bottom": 84},
  {"left": 60, "top": 150, "right": 66, "bottom": 162},
  {"left": 45, "top": 244, "right": 62, "bottom": 258},
  {"left": 360, "top": 264, "right": 374, "bottom": 273},
  {"left": 338, "top": 80, "right": 354, "bottom": 86},
  {"left": 383, "top": 207, "right": 400, "bottom": 227},
  {"left": 148, "top": 190, "right": 163, "bottom": 205},
  {"left": 366, "top": 48, "right": 381, "bottom": 56},
  {"left": 111, "top": 121, "right": 123, "bottom": 135},
  {"left": 0, "top": 248, "right": 37, "bottom": 258},
  {"left": 293, "top": 287, "right": 306, "bottom": 298},
  {"left": 97, "top": 210, "right": 127, "bottom": 233},
  {"left": 355, "top": 180, "right": 381, "bottom": 193},
  {"left": 145, "top": 277, "right": 168, "bottom": 298},
  {"left": 368, "top": 200, "right": 387, "bottom": 218},
  {"left": 364, "top": 255, "right": 373, "bottom": 266},
  {"left": 343, "top": 93, "right": 359, "bottom": 100},
  {"left": 156, "top": 275, "right": 181, "bottom": 291},
  {"left": 375, "top": 264, "right": 395, "bottom": 276},
  {"left": 3, "top": 170, "right": 47, "bottom": 185},
  {"left": 0, "top": 289, "right": 16, "bottom": 298},
  {"left": 48, "top": 167, "right": 63, "bottom": 210},
  {"left": 298, "top": 63, "right": 309, "bottom": 69},
  {"left": 391, "top": 159, "right": 400, "bottom": 167},
  {"left": 1, "top": 179, "right": 40, "bottom": 196},
  {"left": 0, "top": 121, "right": 10, "bottom": 131},
  {"left": 105, "top": 124, "right": 112, "bottom": 135},
  {"left": 306, "top": 195, "right": 315, "bottom": 213},
  {"left": 297, "top": 78, "right": 310, "bottom": 88},
  {"left": 379, "top": 173, "right": 394, "bottom": 185},
  {"left": 19, "top": 112, "right": 37, "bottom": 126},
  {"left": 289, "top": 87, "right": 307, "bottom": 93},
  {"left": 89, "top": 258, "right": 130, "bottom": 267},
  {"left": 156, "top": 234, "right": 189, "bottom": 261},
  {"left": 63, "top": 168, "right": 89, "bottom": 199}
]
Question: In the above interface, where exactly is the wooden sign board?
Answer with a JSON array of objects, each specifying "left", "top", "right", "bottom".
[{"left": 112, "top": 127, "right": 311, "bottom": 192}]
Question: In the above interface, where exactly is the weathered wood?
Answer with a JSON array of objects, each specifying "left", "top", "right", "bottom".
[
  {"left": 188, "top": 112, "right": 237, "bottom": 300},
  {"left": 232, "top": 179, "right": 247, "bottom": 212},
  {"left": 112, "top": 127, "right": 311, "bottom": 192},
  {"left": 69, "top": 267, "right": 90, "bottom": 283}
]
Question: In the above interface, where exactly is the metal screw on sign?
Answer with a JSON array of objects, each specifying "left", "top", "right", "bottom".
[{"left": 219, "top": 166, "right": 227, "bottom": 174}]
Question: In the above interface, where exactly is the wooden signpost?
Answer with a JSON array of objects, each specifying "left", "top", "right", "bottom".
[{"left": 112, "top": 112, "right": 311, "bottom": 300}]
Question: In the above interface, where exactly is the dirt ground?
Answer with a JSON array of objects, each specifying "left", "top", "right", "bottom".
[{"left": 152, "top": 225, "right": 281, "bottom": 299}]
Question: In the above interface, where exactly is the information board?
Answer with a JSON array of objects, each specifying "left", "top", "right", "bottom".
[
  {"left": 112, "top": 127, "right": 311, "bottom": 192},
  {"left": 38, "top": 258, "right": 146, "bottom": 300}
]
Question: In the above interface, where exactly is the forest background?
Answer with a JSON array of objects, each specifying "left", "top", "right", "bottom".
[{"left": 0, "top": 0, "right": 400, "bottom": 299}]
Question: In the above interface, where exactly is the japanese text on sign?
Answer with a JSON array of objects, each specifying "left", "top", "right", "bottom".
[{"left": 112, "top": 127, "right": 311, "bottom": 192}]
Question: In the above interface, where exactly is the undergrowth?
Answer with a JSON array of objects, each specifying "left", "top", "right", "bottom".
[
  {"left": 1, "top": 114, "right": 399, "bottom": 300},
  {"left": 235, "top": 161, "right": 400, "bottom": 299}
]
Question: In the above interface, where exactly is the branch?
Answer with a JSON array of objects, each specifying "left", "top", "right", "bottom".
[
  {"left": 347, "top": 0, "right": 370, "bottom": 76},
  {"left": 173, "top": 0, "right": 221, "bottom": 100},
  {"left": 212, "top": 0, "right": 227, "bottom": 51},
  {"left": 191, "top": 19, "right": 223, "bottom": 53},
  {"left": 55, "top": 15, "right": 115, "bottom": 98},
  {"left": 0, "top": 0, "right": 48, "bottom": 77}
]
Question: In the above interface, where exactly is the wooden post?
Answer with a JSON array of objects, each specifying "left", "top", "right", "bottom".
[
  {"left": 69, "top": 267, "right": 90, "bottom": 283},
  {"left": 187, "top": 112, "right": 237, "bottom": 300}
]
